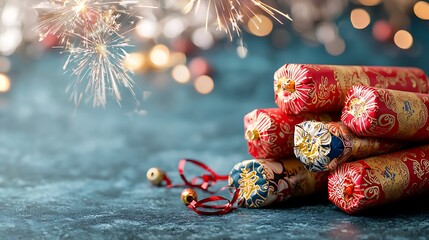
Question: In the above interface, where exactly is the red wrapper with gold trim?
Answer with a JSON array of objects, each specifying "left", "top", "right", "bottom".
[
  {"left": 229, "top": 158, "right": 328, "bottom": 208},
  {"left": 342, "top": 85, "right": 429, "bottom": 141},
  {"left": 294, "top": 121, "right": 404, "bottom": 172},
  {"left": 274, "top": 64, "right": 429, "bottom": 114},
  {"left": 328, "top": 144, "right": 429, "bottom": 214},
  {"left": 244, "top": 108, "right": 338, "bottom": 159}
]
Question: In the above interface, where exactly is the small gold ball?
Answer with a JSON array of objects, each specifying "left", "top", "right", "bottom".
[
  {"left": 146, "top": 167, "right": 165, "bottom": 186},
  {"left": 181, "top": 188, "right": 198, "bottom": 205}
]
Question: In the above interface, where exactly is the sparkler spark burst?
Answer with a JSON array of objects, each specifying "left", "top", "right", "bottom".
[
  {"left": 185, "top": 0, "right": 292, "bottom": 40},
  {"left": 33, "top": 0, "right": 156, "bottom": 107},
  {"left": 34, "top": 0, "right": 148, "bottom": 43},
  {"left": 63, "top": 18, "right": 135, "bottom": 107}
]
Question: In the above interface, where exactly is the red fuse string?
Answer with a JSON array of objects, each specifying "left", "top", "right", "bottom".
[
  {"left": 147, "top": 158, "right": 238, "bottom": 215},
  {"left": 188, "top": 189, "right": 240, "bottom": 216}
]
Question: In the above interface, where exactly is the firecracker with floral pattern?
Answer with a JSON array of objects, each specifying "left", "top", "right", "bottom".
[
  {"left": 228, "top": 158, "right": 328, "bottom": 208},
  {"left": 293, "top": 121, "right": 404, "bottom": 172},
  {"left": 328, "top": 144, "right": 429, "bottom": 214},
  {"left": 342, "top": 85, "right": 429, "bottom": 141},
  {"left": 274, "top": 64, "right": 429, "bottom": 114}
]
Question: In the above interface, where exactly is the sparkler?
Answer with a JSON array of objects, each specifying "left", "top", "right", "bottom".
[
  {"left": 34, "top": 0, "right": 151, "bottom": 43},
  {"left": 62, "top": 17, "right": 135, "bottom": 107},
  {"left": 33, "top": 0, "right": 157, "bottom": 107},
  {"left": 184, "top": 0, "right": 292, "bottom": 40}
]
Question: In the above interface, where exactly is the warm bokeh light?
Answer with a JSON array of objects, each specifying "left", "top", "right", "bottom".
[
  {"left": 325, "top": 38, "right": 346, "bottom": 56},
  {"left": 172, "top": 65, "right": 191, "bottom": 84},
  {"left": 136, "top": 18, "right": 158, "bottom": 39},
  {"left": 0, "top": 73, "right": 11, "bottom": 93},
  {"left": 167, "top": 52, "right": 187, "bottom": 68},
  {"left": 149, "top": 45, "right": 170, "bottom": 68},
  {"left": 359, "top": 0, "right": 382, "bottom": 6},
  {"left": 394, "top": 30, "right": 413, "bottom": 49},
  {"left": 350, "top": 9, "right": 371, "bottom": 29},
  {"left": 123, "top": 52, "right": 146, "bottom": 73},
  {"left": 194, "top": 75, "right": 214, "bottom": 94},
  {"left": 414, "top": 1, "right": 429, "bottom": 20},
  {"left": 372, "top": 20, "right": 393, "bottom": 42},
  {"left": 247, "top": 15, "right": 273, "bottom": 37}
]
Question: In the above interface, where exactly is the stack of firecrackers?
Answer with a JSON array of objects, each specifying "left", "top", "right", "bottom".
[{"left": 229, "top": 64, "right": 429, "bottom": 214}]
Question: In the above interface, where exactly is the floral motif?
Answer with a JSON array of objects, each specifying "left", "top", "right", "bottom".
[
  {"left": 294, "top": 121, "right": 332, "bottom": 172},
  {"left": 274, "top": 64, "right": 313, "bottom": 114}
]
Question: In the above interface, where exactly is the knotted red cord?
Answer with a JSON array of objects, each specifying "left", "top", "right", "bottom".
[
  {"left": 150, "top": 158, "right": 239, "bottom": 215},
  {"left": 159, "top": 158, "right": 229, "bottom": 193},
  {"left": 188, "top": 189, "right": 240, "bottom": 215}
]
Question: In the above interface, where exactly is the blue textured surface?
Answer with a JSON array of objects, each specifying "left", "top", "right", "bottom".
[{"left": 1, "top": 30, "right": 429, "bottom": 239}]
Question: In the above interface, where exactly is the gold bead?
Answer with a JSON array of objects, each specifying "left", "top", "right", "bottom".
[
  {"left": 245, "top": 129, "right": 260, "bottom": 141},
  {"left": 181, "top": 188, "right": 198, "bottom": 205},
  {"left": 146, "top": 167, "right": 165, "bottom": 186}
]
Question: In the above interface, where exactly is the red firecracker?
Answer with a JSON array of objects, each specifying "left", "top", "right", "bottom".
[
  {"left": 274, "top": 64, "right": 429, "bottom": 114},
  {"left": 342, "top": 85, "right": 429, "bottom": 141},
  {"left": 328, "top": 144, "right": 429, "bottom": 214}
]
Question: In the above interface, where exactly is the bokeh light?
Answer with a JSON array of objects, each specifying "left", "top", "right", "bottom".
[
  {"left": 149, "top": 45, "right": 170, "bottom": 68},
  {"left": 237, "top": 45, "right": 248, "bottom": 59},
  {"left": 394, "top": 30, "right": 413, "bottom": 49},
  {"left": 194, "top": 75, "right": 214, "bottom": 94},
  {"left": 163, "top": 17, "right": 186, "bottom": 39},
  {"left": 123, "top": 52, "right": 147, "bottom": 73},
  {"left": 414, "top": 1, "right": 429, "bottom": 20},
  {"left": 350, "top": 9, "right": 371, "bottom": 29},
  {"left": 172, "top": 65, "right": 191, "bottom": 84},
  {"left": 189, "top": 57, "right": 211, "bottom": 78},
  {"left": 372, "top": 20, "right": 393, "bottom": 42},
  {"left": 0, "top": 73, "right": 11, "bottom": 93},
  {"left": 191, "top": 28, "right": 214, "bottom": 50},
  {"left": 316, "top": 22, "right": 338, "bottom": 44},
  {"left": 325, "top": 37, "right": 346, "bottom": 56},
  {"left": 359, "top": 0, "right": 382, "bottom": 6},
  {"left": 136, "top": 18, "right": 158, "bottom": 39},
  {"left": 247, "top": 15, "right": 273, "bottom": 37}
]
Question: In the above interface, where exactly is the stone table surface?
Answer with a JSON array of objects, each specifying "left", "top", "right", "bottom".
[{"left": 1, "top": 36, "right": 429, "bottom": 239}]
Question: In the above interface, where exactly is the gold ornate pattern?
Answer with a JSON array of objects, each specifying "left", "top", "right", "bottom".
[
  {"left": 365, "top": 155, "right": 409, "bottom": 201},
  {"left": 313, "top": 75, "right": 337, "bottom": 108},
  {"left": 333, "top": 65, "right": 371, "bottom": 103},
  {"left": 294, "top": 121, "right": 332, "bottom": 171},
  {"left": 238, "top": 167, "right": 262, "bottom": 200},
  {"left": 387, "top": 89, "right": 428, "bottom": 137}
]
